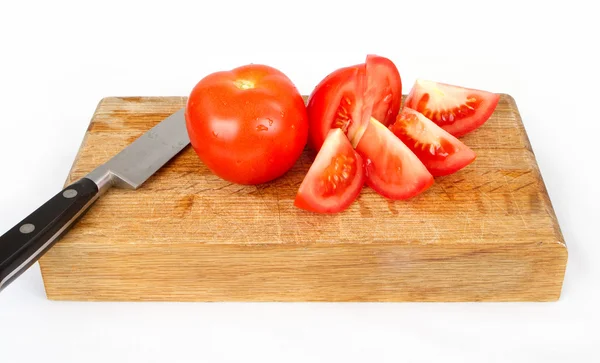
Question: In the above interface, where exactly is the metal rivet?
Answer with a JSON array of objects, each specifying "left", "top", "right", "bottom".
[
  {"left": 19, "top": 223, "right": 35, "bottom": 234},
  {"left": 63, "top": 189, "right": 78, "bottom": 198}
]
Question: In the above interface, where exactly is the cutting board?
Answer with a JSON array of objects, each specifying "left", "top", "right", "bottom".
[{"left": 38, "top": 94, "right": 567, "bottom": 302}]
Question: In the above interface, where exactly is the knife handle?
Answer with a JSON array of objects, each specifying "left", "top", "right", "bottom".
[{"left": 0, "top": 178, "right": 99, "bottom": 293}]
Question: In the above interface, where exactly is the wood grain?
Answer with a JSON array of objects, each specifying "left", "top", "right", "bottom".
[{"left": 38, "top": 95, "right": 568, "bottom": 301}]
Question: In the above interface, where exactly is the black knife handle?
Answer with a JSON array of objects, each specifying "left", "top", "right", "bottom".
[{"left": 0, "top": 178, "right": 99, "bottom": 293}]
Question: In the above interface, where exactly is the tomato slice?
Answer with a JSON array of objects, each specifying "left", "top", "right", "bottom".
[
  {"left": 389, "top": 108, "right": 476, "bottom": 177},
  {"left": 355, "top": 118, "right": 434, "bottom": 200},
  {"left": 294, "top": 128, "right": 366, "bottom": 213},
  {"left": 404, "top": 79, "right": 500, "bottom": 137},
  {"left": 306, "top": 54, "right": 402, "bottom": 151},
  {"left": 364, "top": 55, "right": 402, "bottom": 127},
  {"left": 306, "top": 64, "right": 368, "bottom": 150}
]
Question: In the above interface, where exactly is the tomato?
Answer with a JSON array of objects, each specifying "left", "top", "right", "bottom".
[
  {"left": 356, "top": 118, "right": 434, "bottom": 200},
  {"left": 306, "top": 55, "right": 402, "bottom": 151},
  {"left": 185, "top": 64, "right": 308, "bottom": 185},
  {"left": 306, "top": 63, "right": 367, "bottom": 150},
  {"left": 404, "top": 79, "right": 500, "bottom": 137},
  {"left": 364, "top": 54, "right": 402, "bottom": 127},
  {"left": 294, "top": 128, "right": 365, "bottom": 213},
  {"left": 389, "top": 108, "right": 476, "bottom": 177}
]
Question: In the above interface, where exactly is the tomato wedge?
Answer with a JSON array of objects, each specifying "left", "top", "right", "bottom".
[
  {"left": 389, "top": 108, "right": 476, "bottom": 177},
  {"left": 306, "top": 64, "right": 367, "bottom": 150},
  {"left": 355, "top": 118, "right": 434, "bottom": 200},
  {"left": 306, "top": 55, "right": 402, "bottom": 151},
  {"left": 364, "top": 54, "right": 402, "bottom": 127},
  {"left": 404, "top": 79, "right": 500, "bottom": 137},
  {"left": 294, "top": 128, "right": 365, "bottom": 213}
]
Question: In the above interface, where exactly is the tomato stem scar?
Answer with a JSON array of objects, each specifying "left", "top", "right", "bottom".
[{"left": 234, "top": 79, "right": 255, "bottom": 90}]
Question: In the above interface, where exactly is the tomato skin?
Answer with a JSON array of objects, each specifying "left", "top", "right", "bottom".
[
  {"left": 356, "top": 118, "right": 434, "bottom": 200},
  {"left": 306, "top": 54, "right": 402, "bottom": 151},
  {"left": 389, "top": 108, "right": 476, "bottom": 177},
  {"left": 404, "top": 79, "right": 499, "bottom": 137},
  {"left": 185, "top": 64, "right": 308, "bottom": 185},
  {"left": 294, "top": 129, "right": 365, "bottom": 214}
]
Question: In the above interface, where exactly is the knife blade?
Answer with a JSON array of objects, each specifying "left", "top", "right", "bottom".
[{"left": 0, "top": 108, "right": 190, "bottom": 293}]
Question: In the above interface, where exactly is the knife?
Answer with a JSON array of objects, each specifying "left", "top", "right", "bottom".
[{"left": 0, "top": 108, "right": 190, "bottom": 293}]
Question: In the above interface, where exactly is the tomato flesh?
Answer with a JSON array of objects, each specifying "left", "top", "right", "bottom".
[
  {"left": 294, "top": 129, "right": 365, "bottom": 213},
  {"left": 356, "top": 118, "right": 434, "bottom": 200},
  {"left": 185, "top": 64, "right": 308, "bottom": 185},
  {"left": 390, "top": 108, "right": 476, "bottom": 176},
  {"left": 306, "top": 55, "right": 402, "bottom": 151},
  {"left": 405, "top": 79, "right": 499, "bottom": 137}
]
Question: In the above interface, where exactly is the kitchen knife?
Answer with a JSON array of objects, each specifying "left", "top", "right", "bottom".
[{"left": 0, "top": 108, "right": 190, "bottom": 293}]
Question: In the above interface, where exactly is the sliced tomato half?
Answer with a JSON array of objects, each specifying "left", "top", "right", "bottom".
[
  {"left": 404, "top": 79, "right": 500, "bottom": 137},
  {"left": 294, "top": 128, "right": 365, "bottom": 214},
  {"left": 306, "top": 54, "right": 402, "bottom": 151},
  {"left": 389, "top": 108, "right": 476, "bottom": 177},
  {"left": 355, "top": 118, "right": 434, "bottom": 200}
]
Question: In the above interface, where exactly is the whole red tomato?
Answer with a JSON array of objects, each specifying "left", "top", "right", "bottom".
[{"left": 185, "top": 64, "right": 308, "bottom": 185}]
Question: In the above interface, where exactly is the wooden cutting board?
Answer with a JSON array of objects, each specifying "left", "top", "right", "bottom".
[{"left": 38, "top": 94, "right": 567, "bottom": 302}]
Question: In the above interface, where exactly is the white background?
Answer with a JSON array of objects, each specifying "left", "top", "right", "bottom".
[{"left": 1, "top": 0, "right": 598, "bottom": 362}]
